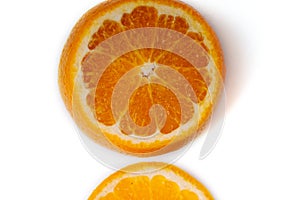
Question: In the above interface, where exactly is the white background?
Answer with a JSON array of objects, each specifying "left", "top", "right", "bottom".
[{"left": 0, "top": 0, "right": 300, "bottom": 199}]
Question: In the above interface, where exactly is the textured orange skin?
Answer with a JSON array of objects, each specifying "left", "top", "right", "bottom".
[
  {"left": 88, "top": 162, "right": 214, "bottom": 200},
  {"left": 58, "top": 0, "right": 224, "bottom": 115}
]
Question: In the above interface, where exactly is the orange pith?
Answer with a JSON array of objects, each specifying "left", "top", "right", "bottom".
[
  {"left": 58, "top": 0, "right": 224, "bottom": 155},
  {"left": 88, "top": 162, "right": 214, "bottom": 200}
]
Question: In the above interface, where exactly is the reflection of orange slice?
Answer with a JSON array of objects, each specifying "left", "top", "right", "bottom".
[
  {"left": 58, "top": 0, "right": 225, "bottom": 155},
  {"left": 88, "top": 162, "right": 214, "bottom": 200}
]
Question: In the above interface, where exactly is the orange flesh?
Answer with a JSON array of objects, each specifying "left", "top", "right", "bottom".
[
  {"left": 80, "top": 6, "right": 211, "bottom": 136},
  {"left": 98, "top": 175, "right": 199, "bottom": 200},
  {"left": 128, "top": 83, "right": 181, "bottom": 134}
]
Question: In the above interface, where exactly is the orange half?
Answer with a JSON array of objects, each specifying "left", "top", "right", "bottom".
[
  {"left": 89, "top": 162, "right": 214, "bottom": 200},
  {"left": 58, "top": 0, "right": 225, "bottom": 155}
]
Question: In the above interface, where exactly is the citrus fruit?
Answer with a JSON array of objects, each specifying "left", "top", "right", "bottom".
[
  {"left": 58, "top": 0, "right": 225, "bottom": 155},
  {"left": 88, "top": 162, "right": 214, "bottom": 200}
]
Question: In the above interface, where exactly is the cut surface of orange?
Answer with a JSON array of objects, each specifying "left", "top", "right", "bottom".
[
  {"left": 58, "top": 0, "right": 225, "bottom": 155},
  {"left": 88, "top": 162, "right": 214, "bottom": 200}
]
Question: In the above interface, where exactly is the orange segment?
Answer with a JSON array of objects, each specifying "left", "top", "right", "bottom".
[
  {"left": 88, "top": 20, "right": 123, "bottom": 50},
  {"left": 150, "top": 175, "right": 181, "bottom": 199},
  {"left": 120, "top": 6, "right": 159, "bottom": 62},
  {"left": 122, "top": 6, "right": 158, "bottom": 28},
  {"left": 178, "top": 190, "right": 200, "bottom": 200},
  {"left": 129, "top": 83, "right": 181, "bottom": 134},
  {"left": 93, "top": 55, "right": 137, "bottom": 125},
  {"left": 114, "top": 176, "right": 151, "bottom": 199},
  {"left": 58, "top": 0, "right": 225, "bottom": 155},
  {"left": 155, "top": 51, "right": 208, "bottom": 102},
  {"left": 88, "top": 162, "right": 214, "bottom": 200}
]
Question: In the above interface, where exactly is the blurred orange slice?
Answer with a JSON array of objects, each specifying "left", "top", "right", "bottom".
[
  {"left": 58, "top": 0, "right": 224, "bottom": 155},
  {"left": 89, "top": 162, "right": 214, "bottom": 200}
]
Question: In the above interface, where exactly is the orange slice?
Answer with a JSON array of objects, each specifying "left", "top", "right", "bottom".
[
  {"left": 89, "top": 162, "right": 214, "bottom": 200},
  {"left": 58, "top": 0, "right": 225, "bottom": 155}
]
